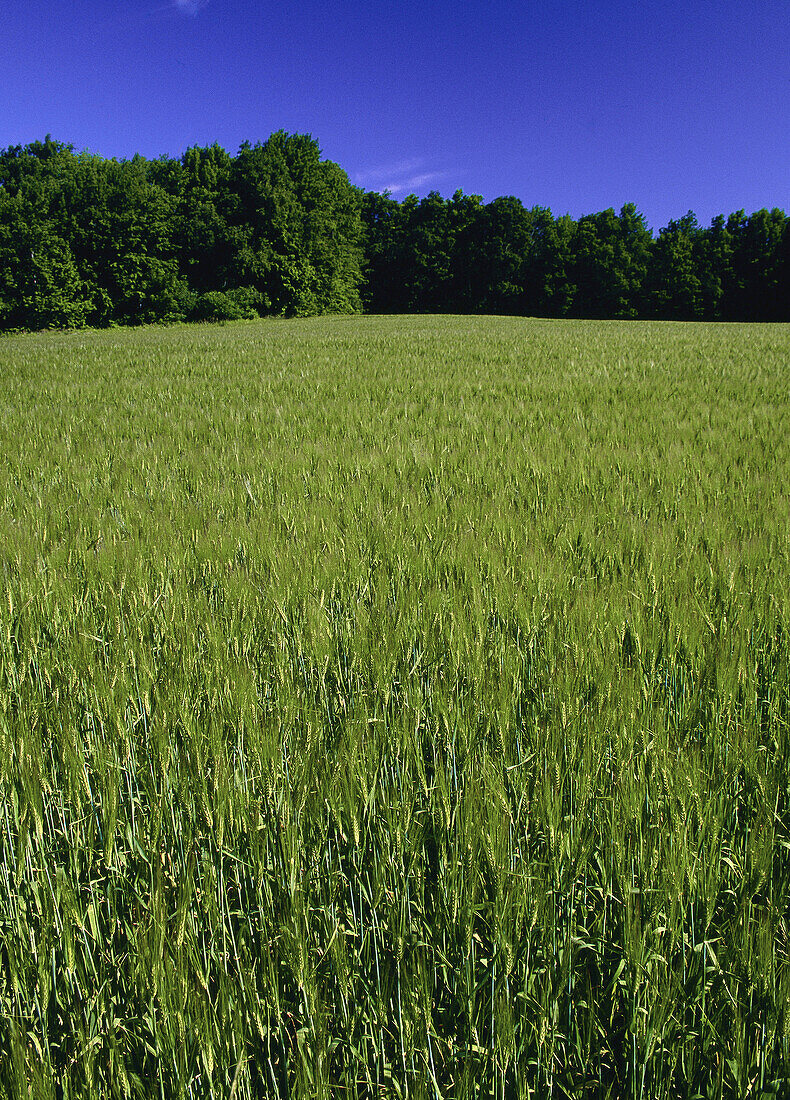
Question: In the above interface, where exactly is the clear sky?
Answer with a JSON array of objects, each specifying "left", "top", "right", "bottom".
[{"left": 3, "top": 0, "right": 788, "bottom": 231}]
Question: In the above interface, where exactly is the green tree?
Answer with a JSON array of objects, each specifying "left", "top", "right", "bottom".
[
  {"left": 174, "top": 144, "right": 239, "bottom": 295},
  {"left": 697, "top": 214, "right": 731, "bottom": 320},
  {"left": 404, "top": 191, "right": 456, "bottom": 311},
  {"left": 477, "top": 196, "right": 532, "bottom": 314},
  {"left": 24, "top": 230, "right": 88, "bottom": 329},
  {"left": 2, "top": 133, "right": 788, "bottom": 330},
  {"left": 570, "top": 204, "right": 652, "bottom": 318},
  {"left": 646, "top": 213, "right": 704, "bottom": 319},
  {"left": 0, "top": 142, "right": 91, "bottom": 329},
  {"left": 360, "top": 190, "right": 410, "bottom": 312},
  {"left": 34, "top": 149, "right": 187, "bottom": 326},
  {"left": 728, "top": 208, "right": 787, "bottom": 320},
  {"left": 83, "top": 157, "right": 186, "bottom": 325},
  {"left": 779, "top": 217, "right": 790, "bottom": 321},
  {"left": 230, "top": 132, "right": 363, "bottom": 315},
  {"left": 455, "top": 199, "right": 576, "bottom": 317},
  {"left": 445, "top": 190, "right": 485, "bottom": 312},
  {"left": 0, "top": 197, "right": 88, "bottom": 329}
]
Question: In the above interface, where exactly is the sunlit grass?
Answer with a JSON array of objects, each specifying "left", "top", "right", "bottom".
[{"left": 1, "top": 315, "right": 789, "bottom": 1097}]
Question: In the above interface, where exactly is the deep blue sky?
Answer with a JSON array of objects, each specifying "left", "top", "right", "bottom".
[{"left": 4, "top": 0, "right": 788, "bottom": 231}]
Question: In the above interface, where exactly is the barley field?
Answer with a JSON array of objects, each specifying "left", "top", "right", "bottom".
[{"left": 1, "top": 315, "right": 789, "bottom": 1098}]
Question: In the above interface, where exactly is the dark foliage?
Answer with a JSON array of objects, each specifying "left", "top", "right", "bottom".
[
  {"left": 1, "top": 134, "right": 788, "bottom": 330},
  {"left": 0, "top": 134, "right": 363, "bottom": 330},
  {"left": 362, "top": 191, "right": 789, "bottom": 321}
]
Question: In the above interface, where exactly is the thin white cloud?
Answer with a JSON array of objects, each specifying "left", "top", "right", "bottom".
[
  {"left": 378, "top": 172, "right": 448, "bottom": 195},
  {"left": 175, "top": 0, "right": 209, "bottom": 14},
  {"left": 354, "top": 159, "right": 424, "bottom": 186},
  {"left": 353, "top": 160, "right": 449, "bottom": 195}
]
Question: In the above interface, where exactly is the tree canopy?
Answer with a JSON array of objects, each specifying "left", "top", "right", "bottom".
[
  {"left": 0, "top": 134, "right": 363, "bottom": 330},
  {"left": 0, "top": 134, "right": 787, "bottom": 330}
]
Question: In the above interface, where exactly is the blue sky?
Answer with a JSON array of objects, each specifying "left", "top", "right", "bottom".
[{"left": 3, "top": 0, "right": 788, "bottom": 231}]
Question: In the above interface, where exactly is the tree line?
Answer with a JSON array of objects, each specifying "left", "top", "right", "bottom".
[
  {"left": 362, "top": 192, "right": 789, "bottom": 321},
  {"left": 1, "top": 134, "right": 788, "bottom": 331}
]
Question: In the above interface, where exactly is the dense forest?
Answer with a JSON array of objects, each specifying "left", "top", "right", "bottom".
[{"left": 1, "top": 134, "right": 788, "bottom": 330}]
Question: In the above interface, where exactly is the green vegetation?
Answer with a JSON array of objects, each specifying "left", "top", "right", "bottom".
[
  {"left": 0, "top": 135, "right": 365, "bottom": 332},
  {"left": 1, "top": 315, "right": 789, "bottom": 1097},
  {"left": 1, "top": 135, "right": 789, "bottom": 332}
]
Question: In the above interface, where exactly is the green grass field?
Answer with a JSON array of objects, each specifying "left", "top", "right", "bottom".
[{"left": 1, "top": 315, "right": 789, "bottom": 1098}]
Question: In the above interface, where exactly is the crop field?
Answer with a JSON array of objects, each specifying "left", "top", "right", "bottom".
[{"left": 1, "top": 314, "right": 789, "bottom": 1098}]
